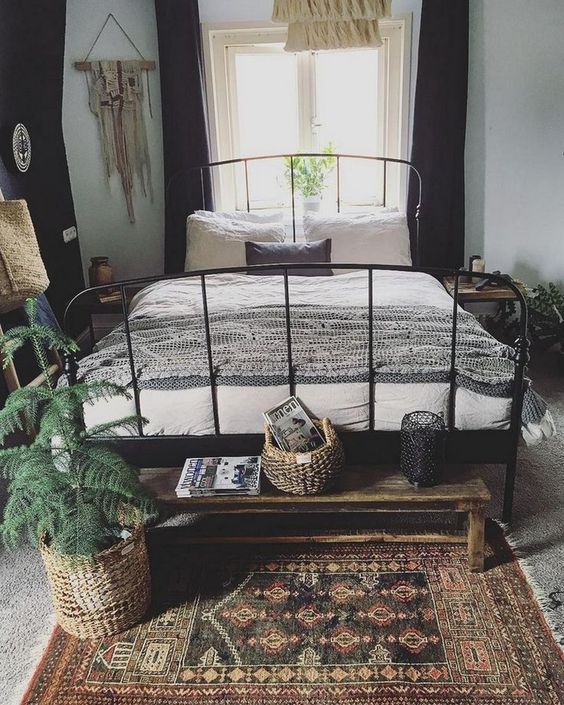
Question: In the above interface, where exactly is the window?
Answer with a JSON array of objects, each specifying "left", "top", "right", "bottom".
[{"left": 203, "top": 19, "right": 411, "bottom": 212}]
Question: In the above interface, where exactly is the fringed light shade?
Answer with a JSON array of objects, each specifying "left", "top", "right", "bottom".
[{"left": 272, "top": 0, "right": 392, "bottom": 52}]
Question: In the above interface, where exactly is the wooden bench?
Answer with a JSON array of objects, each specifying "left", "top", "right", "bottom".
[{"left": 140, "top": 466, "right": 491, "bottom": 572}]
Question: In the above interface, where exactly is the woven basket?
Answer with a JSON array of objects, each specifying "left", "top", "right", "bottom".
[
  {"left": 0, "top": 200, "right": 49, "bottom": 313},
  {"left": 39, "top": 526, "right": 151, "bottom": 639},
  {"left": 262, "top": 418, "right": 344, "bottom": 495}
]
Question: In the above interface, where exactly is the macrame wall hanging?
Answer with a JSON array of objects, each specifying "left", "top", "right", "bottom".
[
  {"left": 75, "top": 13, "right": 155, "bottom": 223},
  {"left": 272, "top": 0, "right": 392, "bottom": 52}
]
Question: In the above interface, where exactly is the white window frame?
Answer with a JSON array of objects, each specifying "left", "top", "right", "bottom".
[{"left": 202, "top": 17, "right": 412, "bottom": 210}]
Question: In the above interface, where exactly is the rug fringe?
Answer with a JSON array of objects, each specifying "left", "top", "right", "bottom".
[
  {"left": 496, "top": 519, "right": 564, "bottom": 648},
  {"left": 11, "top": 615, "right": 56, "bottom": 705}
]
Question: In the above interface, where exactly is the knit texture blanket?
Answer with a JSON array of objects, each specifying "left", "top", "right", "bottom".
[{"left": 73, "top": 304, "right": 546, "bottom": 425}]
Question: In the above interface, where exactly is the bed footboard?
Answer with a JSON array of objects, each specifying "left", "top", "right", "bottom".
[
  {"left": 103, "top": 429, "right": 513, "bottom": 468},
  {"left": 63, "top": 263, "right": 530, "bottom": 523}
]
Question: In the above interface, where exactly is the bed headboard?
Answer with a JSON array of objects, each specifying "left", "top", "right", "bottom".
[{"left": 167, "top": 153, "right": 422, "bottom": 265}]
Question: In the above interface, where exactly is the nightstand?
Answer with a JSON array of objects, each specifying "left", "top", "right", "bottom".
[
  {"left": 442, "top": 276, "right": 527, "bottom": 308},
  {"left": 69, "top": 288, "right": 143, "bottom": 350},
  {"left": 442, "top": 276, "right": 528, "bottom": 340}
]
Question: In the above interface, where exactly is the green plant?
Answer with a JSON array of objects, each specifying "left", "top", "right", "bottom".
[
  {"left": 0, "top": 299, "right": 158, "bottom": 557},
  {"left": 527, "top": 282, "right": 564, "bottom": 350},
  {"left": 283, "top": 144, "right": 336, "bottom": 199}
]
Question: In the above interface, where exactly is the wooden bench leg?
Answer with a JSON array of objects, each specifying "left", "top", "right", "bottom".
[{"left": 467, "top": 506, "right": 485, "bottom": 572}]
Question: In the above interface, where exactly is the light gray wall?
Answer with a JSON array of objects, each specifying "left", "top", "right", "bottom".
[
  {"left": 64, "top": 0, "right": 564, "bottom": 290},
  {"left": 63, "top": 0, "right": 164, "bottom": 283},
  {"left": 198, "top": 0, "right": 275, "bottom": 23},
  {"left": 62, "top": 0, "right": 421, "bottom": 283},
  {"left": 466, "top": 0, "right": 564, "bottom": 287}
]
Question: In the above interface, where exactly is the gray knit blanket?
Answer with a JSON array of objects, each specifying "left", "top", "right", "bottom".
[{"left": 72, "top": 304, "right": 546, "bottom": 425}]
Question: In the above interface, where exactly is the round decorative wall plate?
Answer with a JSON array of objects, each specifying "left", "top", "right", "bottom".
[{"left": 12, "top": 123, "right": 32, "bottom": 173}]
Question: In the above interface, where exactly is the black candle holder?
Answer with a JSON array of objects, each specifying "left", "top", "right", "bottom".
[{"left": 400, "top": 411, "right": 446, "bottom": 487}]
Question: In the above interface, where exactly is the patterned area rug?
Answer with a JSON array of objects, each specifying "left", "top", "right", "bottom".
[{"left": 22, "top": 527, "right": 563, "bottom": 705}]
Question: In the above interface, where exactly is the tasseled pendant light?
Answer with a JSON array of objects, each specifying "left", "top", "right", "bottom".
[{"left": 272, "top": 0, "right": 392, "bottom": 52}]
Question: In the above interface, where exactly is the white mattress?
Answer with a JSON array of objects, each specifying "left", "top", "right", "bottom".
[{"left": 83, "top": 271, "right": 554, "bottom": 445}]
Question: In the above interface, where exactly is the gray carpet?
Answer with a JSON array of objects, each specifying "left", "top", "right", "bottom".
[{"left": 1, "top": 352, "right": 562, "bottom": 705}]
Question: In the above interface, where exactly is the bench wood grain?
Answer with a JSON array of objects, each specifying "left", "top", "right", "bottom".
[{"left": 141, "top": 465, "right": 491, "bottom": 572}]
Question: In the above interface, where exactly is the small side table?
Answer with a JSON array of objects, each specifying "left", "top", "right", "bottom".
[
  {"left": 69, "top": 288, "right": 143, "bottom": 349},
  {"left": 442, "top": 276, "right": 527, "bottom": 308}
]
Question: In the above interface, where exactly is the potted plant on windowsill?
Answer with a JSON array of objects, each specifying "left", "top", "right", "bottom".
[
  {"left": 283, "top": 144, "right": 336, "bottom": 212},
  {"left": 0, "top": 299, "right": 158, "bottom": 639}
]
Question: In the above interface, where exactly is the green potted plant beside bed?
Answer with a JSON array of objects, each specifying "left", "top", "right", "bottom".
[
  {"left": 284, "top": 144, "right": 336, "bottom": 212},
  {"left": 0, "top": 299, "right": 158, "bottom": 639},
  {"left": 527, "top": 282, "right": 564, "bottom": 371}
]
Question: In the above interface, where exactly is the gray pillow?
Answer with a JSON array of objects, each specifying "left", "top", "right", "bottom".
[{"left": 245, "top": 239, "right": 332, "bottom": 276}]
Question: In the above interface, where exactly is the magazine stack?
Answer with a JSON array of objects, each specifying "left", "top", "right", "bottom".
[
  {"left": 175, "top": 456, "right": 261, "bottom": 498},
  {"left": 264, "top": 396, "right": 324, "bottom": 453}
]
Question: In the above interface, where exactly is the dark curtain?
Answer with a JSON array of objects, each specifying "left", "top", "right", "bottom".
[
  {"left": 155, "top": 0, "right": 213, "bottom": 273},
  {"left": 408, "top": 0, "right": 469, "bottom": 269}
]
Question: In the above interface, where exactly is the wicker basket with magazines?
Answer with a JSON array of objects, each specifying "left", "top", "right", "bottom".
[{"left": 262, "top": 417, "right": 344, "bottom": 495}]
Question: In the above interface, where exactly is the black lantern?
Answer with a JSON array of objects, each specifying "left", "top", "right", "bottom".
[{"left": 400, "top": 411, "right": 446, "bottom": 487}]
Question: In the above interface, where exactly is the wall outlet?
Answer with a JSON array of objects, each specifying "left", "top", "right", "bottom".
[{"left": 63, "top": 226, "right": 77, "bottom": 243}]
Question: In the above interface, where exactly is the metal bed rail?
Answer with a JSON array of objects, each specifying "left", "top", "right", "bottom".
[
  {"left": 166, "top": 153, "right": 423, "bottom": 263},
  {"left": 63, "top": 264, "right": 529, "bottom": 523}
]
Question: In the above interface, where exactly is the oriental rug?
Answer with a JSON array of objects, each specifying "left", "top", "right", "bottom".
[{"left": 22, "top": 527, "right": 563, "bottom": 705}]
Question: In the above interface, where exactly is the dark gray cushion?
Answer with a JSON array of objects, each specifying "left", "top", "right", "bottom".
[{"left": 245, "top": 239, "right": 332, "bottom": 276}]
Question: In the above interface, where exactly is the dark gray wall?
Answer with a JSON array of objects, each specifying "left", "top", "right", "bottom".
[
  {"left": 0, "top": 0, "right": 84, "bottom": 401},
  {"left": 0, "top": 0, "right": 84, "bottom": 320}
]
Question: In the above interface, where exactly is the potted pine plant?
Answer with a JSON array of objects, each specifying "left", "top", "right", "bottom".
[
  {"left": 284, "top": 144, "right": 336, "bottom": 212},
  {"left": 0, "top": 299, "right": 158, "bottom": 638}
]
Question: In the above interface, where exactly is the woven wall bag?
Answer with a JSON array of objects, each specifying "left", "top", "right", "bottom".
[
  {"left": 262, "top": 418, "right": 344, "bottom": 495},
  {"left": 39, "top": 526, "right": 151, "bottom": 639},
  {"left": 0, "top": 200, "right": 49, "bottom": 313}
]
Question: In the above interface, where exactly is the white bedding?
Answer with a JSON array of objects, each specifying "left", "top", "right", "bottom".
[
  {"left": 83, "top": 271, "right": 554, "bottom": 445},
  {"left": 129, "top": 269, "right": 450, "bottom": 317}
]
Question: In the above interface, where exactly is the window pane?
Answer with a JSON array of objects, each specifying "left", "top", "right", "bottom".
[
  {"left": 315, "top": 50, "right": 382, "bottom": 207},
  {"left": 233, "top": 50, "right": 299, "bottom": 156},
  {"left": 315, "top": 49, "right": 380, "bottom": 153},
  {"left": 231, "top": 49, "right": 299, "bottom": 208}
]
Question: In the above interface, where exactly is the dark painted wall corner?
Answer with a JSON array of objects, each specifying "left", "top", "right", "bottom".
[{"left": 0, "top": 0, "right": 84, "bottom": 323}]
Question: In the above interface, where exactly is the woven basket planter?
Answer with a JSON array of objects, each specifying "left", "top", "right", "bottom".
[
  {"left": 39, "top": 526, "right": 151, "bottom": 639},
  {"left": 262, "top": 418, "right": 344, "bottom": 495}
]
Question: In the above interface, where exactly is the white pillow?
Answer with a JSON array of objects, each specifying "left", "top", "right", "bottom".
[
  {"left": 304, "top": 211, "right": 412, "bottom": 273},
  {"left": 185, "top": 214, "right": 285, "bottom": 271},
  {"left": 195, "top": 209, "right": 284, "bottom": 224}
]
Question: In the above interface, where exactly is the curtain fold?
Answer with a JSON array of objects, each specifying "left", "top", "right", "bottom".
[
  {"left": 408, "top": 0, "right": 469, "bottom": 269},
  {"left": 155, "top": 0, "right": 213, "bottom": 273}
]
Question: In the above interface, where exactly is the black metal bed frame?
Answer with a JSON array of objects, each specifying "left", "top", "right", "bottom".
[
  {"left": 63, "top": 154, "right": 529, "bottom": 524},
  {"left": 166, "top": 152, "right": 422, "bottom": 258}
]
